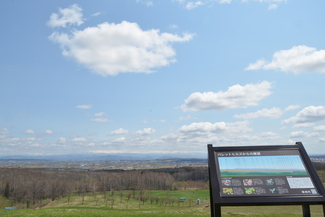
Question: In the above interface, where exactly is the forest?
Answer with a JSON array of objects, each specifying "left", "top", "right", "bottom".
[
  {"left": 1, "top": 162, "right": 325, "bottom": 209},
  {"left": 0, "top": 166, "right": 208, "bottom": 208}
]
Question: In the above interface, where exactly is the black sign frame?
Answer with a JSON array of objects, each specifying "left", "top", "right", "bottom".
[{"left": 207, "top": 142, "right": 325, "bottom": 217}]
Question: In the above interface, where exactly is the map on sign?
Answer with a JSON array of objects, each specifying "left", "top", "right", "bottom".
[{"left": 215, "top": 150, "right": 319, "bottom": 197}]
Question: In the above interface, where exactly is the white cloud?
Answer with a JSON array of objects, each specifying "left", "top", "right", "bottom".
[
  {"left": 135, "top": 128, "right": 156, "bottom": 135},
  {"left": 0, "top": 128, "right": 9, "bottom": 135},
  {"left": 181, "top": 81, "right": 272, "bottom": 112},
  {"left": 161, "top": 121, "right": 252, "bottom": 145},
  {"left": 25, "top": 138, "right": 44, "bottom": 141},
  {"left": 176, "top": 115, "right": 196, "bottom": 122},
  {"left": 186, "top": 1, "right": 204, "bottom": 10},
  {"left": 179, "top": 121, "right": 227, "bottom": 133},
  {"left": 136, "top": 0, "right": 153, "bottom": 6},
  {"left": 246, "top": 46, "right": 325, "bottom": 74},
  {"left": 292, "top": 123, "right": 314, "bottom": 128},
  {"left": 94, "top": 112, "right": 106, "bottom": 117},
  {"left": 108, "top": 128, "right": 129, "bottom": 135},
  {"left": 91, "top": 118, "right": 113, "bottom": 123},
  {"left": 285, "top": 105, "right": 300, "bottom": 111},
  {"left": 259, "top": 131, "right": 280, "bottom": 139},
  {"left": 91, "top": 12, "right": 101, "bottom": 16},
  {"left": 58, "top": 137, "right": 67, "bottom": 143},
  {"left": 314, "top": 125, "right": 325, "bottom": 131},
  {"left": 71, "top": 137, "right": 87, "bottom": 142},
  {"left": 22, "top": 129, "right": 35, "bottom": 135},
  {"left": 283, "top": 106, "right": 325, "bottom": 124},
  {"left": 43, "top": 130, "right": 54, "bottom": 135},
  {"left": 234, "top": 107, "right": 282, "bottom": 119},
  {"left": 76, "top": 105, "right": 93, "bottom": 109},
  {"left": 49, "top": 19, "right": 193, "bottom": 76},
  {"left": 170, "top": 24, "right": 179, "bottom": 29},
  {"left": 218, "top": 0, "right": 232, "bottom": 3},
  {"left": 112, "top": 137, "right": 126, "bottom": 143},
  {"left": 289, "top": 131, "right": 319, "bottom": 138},
  {"left": 47, "top": 4, "right": 84, "bottom": 28},
  {"left": 268, "top": 4, "right": 278, "bottom": 10}
]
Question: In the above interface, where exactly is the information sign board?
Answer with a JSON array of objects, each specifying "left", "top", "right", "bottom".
[
  {"left": 207, "top": 142, "right": 325, "bottom": 217},
  {"left": 217, "top": 149, "right": 319, "bottom": 197}
]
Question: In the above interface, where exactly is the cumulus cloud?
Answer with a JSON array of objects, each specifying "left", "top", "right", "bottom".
[
  {"left": 22, "top": 129, "right": 35, "bottom": 135},
  {"left": 108, "top": 128, "right": 129, "bottom": 135},
  {"left": 283, "top": 106, "right": 325, "bottom": 124},
  {"left": 43, "top": 130, "right": 54, "bottom": 135},
  {"left": 289, "top": 131, "right": 319, "bottom": 138},
  {"left": 234, "top": 107, "right": 283, "bottom": 119},
  {"left": 71, "top": 137, "right": 87, "bottom": 142},
  {"left": 161, "top": 121, "right": 252, "bottom": 145},
  {"left": 91, "top": 118, "right": 113, "bottom": 123},
  {"left": 135, "top": 128, "right": 156, "bottom": 135},
  {"left": 47, "top": 4, "right": 84, "bottom": 28},
  {"left": 179, "top": 122, "right": 227, "bottom": 133},
  {"left": 58, "top": 137, "right": 67, "bottom": 143},
  {"left": 49, "top": 7, "right": 193, "bottom": 76},
  {"left": 76, "top": 105, "right": 93, "bottom": 109},
  {"left": 181, "top": 81, "right": 272, "bottom": 112},
  {"left": 314, "top": 125, "right": 325, "bottom": 131},
  {"left": 245, "top": 46, "right": 325, "bottom": 74}
]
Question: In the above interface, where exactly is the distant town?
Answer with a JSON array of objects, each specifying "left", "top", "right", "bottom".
[
  {"left": 1, "top": 154, "right": 325, "bottom": 171},
  {"left": 0, "top": 158, "right": 208, "bottom": 171}
]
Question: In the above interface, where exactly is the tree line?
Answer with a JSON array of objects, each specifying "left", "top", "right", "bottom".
[{"left": 0, "top": 167, "right": 208, "bottom": 208}]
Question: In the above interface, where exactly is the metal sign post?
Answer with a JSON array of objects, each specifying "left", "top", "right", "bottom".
[{"left": 208, "top": 142, "right": 325, "bottom": 217}]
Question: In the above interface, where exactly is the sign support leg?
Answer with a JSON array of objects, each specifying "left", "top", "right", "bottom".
[
  {"left": 302, "top": 205, "right": 311, "bottom": 217},
  {"left": 214, "top": 205, "right": 221, "bottom": 217}
]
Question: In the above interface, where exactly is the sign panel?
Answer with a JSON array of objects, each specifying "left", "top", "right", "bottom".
[
  {"left": 208, "top": 142, "right": 325, "bottom": 217},
  {"left": 215, "top": 149, "right": 319, "bottom": 197}
]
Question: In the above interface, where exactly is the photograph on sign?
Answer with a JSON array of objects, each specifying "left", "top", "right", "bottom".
[{"left": 215, "top": 149, "right": 319, "bottom": 197}]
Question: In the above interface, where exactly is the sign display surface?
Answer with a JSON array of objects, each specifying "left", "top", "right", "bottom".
[{"left": 215, "top": 149, "right": 319, "bottom": 197}]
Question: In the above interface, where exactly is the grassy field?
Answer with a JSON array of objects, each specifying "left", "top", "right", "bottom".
[{"left": 1, "top": 190, "right": 325, "bottom": 216}]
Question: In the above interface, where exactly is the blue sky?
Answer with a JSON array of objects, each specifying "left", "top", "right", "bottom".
[
  {"left": 1, "top": 0, "right": 325, "bottom": 156},
  {"left": 218, "top": 155, "right": 306, "bottom": 171}
]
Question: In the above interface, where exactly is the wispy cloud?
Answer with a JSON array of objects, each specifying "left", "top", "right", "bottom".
[
  {"left": 91, "top": 12, "right": 101, "bottom": 16},
  {"left": 47, "top": 4, "right": 84, "bottom": 28},
  {"left": 91, "top": 118, "right": 114, "bottom": 123},
  {"left": 94, "top": 112, "right": 106, "bottom": 117},
  {"left": 76, "top": 105, "right": 93, "bottom": 109}
]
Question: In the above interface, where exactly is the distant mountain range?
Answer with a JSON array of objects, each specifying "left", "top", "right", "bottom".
[{"left": 0, "top": 152, "right": 208, "bottom": 161}]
